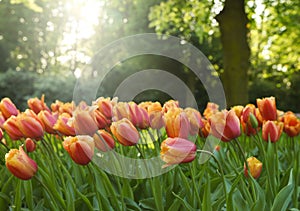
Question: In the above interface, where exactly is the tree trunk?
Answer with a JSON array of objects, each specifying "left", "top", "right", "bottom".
[{"left": 216, "top": 0, "right": 250, "bottom": 107}]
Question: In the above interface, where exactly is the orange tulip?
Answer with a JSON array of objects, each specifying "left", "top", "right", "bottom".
[
  {"left": 25, "top": 138, "right": 36, "bottom": 152},
  {"left": 160, "top": 137, "right": 197, "bottom": 167},
  {"left": 3, "top": 116, "right": 24, "bottom": 140},
  {"left": 162, "top": 100, "right": 179, "bottom": 113},
  {"left": 38, "top": 110, "right": 58, "bottom": 134},
  {"left": 257, "top": 97, "right": 277, "bottom": 121},
  {"left": 164, "top": 108, "right": 190, "bottom": 139},
  {"left": 203, "top": 102, "right": 219, "bottom": 120},
  {"left": 148, "top": 103, "right": 164, "bottom": 129},
  {"left": 5, "top": 146, "right": 38, "bottom": 180},
  {"left": 27, "top": 95, "right": 50, "bottom": 114},
  {"left": 244, "top": 157, "right": 262, "bottom": 179},
  {"left": 262, "top": 120, "right": 283, "bottom": 143},
  {"left": 0, "top": 97, "right": 19, "bottom": 119},
  {"left": 53, "top": 113, "right": 76, "bottom": 136},
  {"left": 73, "top": 106, "right": 99, "bottom": 136},
  {"left": 110, "top": 118, "right": 139, "bottom": 146},
  {"left": 93, "top": 130, "right": 115, "bottom": 152},
  {"left": 282, "top": 111, "right": 300, "bottom": 137},
  {"left": 231, "top": 105, "right": 244, "bottom": 119},
  {"left": 184, "top": 107, "right": 204, "bottom": 136},
  {"left": 17, "top": 113, "right": 44, "bottom": 139},
  {"left": 199, "top": 118, "right": 210, "bottom": 138},
  {"left": 209, "top": 110, "right": 241, "bottom": 142},
  {"left": 63, "top": 135, "right": 94, "bottom": 165}
]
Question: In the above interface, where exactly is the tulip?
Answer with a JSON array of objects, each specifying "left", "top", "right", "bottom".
[
  {"left": 110, "top": 118, "right": 139, "bottom": 146},
  {"left": 184, "top": 107, "right": 204, "bottom": 136},
  {"left": 53, "top": 113, "right": 76, "bottom": 136},
  {"left": 63, "top": 135, "right": 94, "bottom": 165},
  {"left": 38, "top": 110, "right": 58, "bottom": 134},
  {"left": 112, "top": 102, "right": 130, "bottom": 122},
  {"left": 209, "top": 110, "right": 241, "bottom": 142},
  {"left": 160, "top": 137, "right": 197, "bottom": 167},
  {"left": 0, "top": 98, "right": 19, "bottom": 119},
  {"left": 5, "top": 146, "right": 38, "bottom": 180},
  {"left": 199, "top": 118, "right": 210, "bottom": 138},
  {"left": 27, "top": 95, "right": 50, "bottom": 114},
  {"left": 25, "top": 138, "right": 36, "bottom": 152},
  {"left": 0, "top": 112, "right": 5, "bottom": 128},
  {"left": 203, "top": 102, "right": 219, "bottom": 120},
  {"left": 164, "top": 108, "right": 190, "bottom": 139},
  {"left": 93, "top": 97, "right": 114, "bottom": 119},
  {"left": 262, "top": 120, "right": 283, "bottom": 143},
  {"left": 282, "top": 111, "right": 300, "bottom": 137},
  {"left": 51, "top": 101, "right": 75, "bottom": 115},
  {"left": 241, "top": 104, "right": 258, "bottom": 136},
  {"left": 162, "top": 100, "right": 179, "bottom": 113},
  {"left": 231, "top": 105, "right": 244, "bottom": 119},
  {"left": 244, "top": 157, "right": 262, "bottom": 179},
  {"left": 73, "top": 106, "right": 99, "bottom": 136},
  {"left": 94, "top": 109, "right": 111, "bottom": 129},
  {"left": 17, "top": 113, "right": 44, "bottom": 139},
  {"left": 3, "top": 116, "right": 24, "bottom": 140},
  {"left": 0, "top": 128, "right": 3, "bottom": 140},
  {"left": 148, "top": 102, "right": 164, "bottom": 129},
  {"left": 257, "top": 97, "right": 277, "bottom": 121},
  {"left": 129, "top": 102, "right": 150, "bottom": 129},
  {"left": 93, "top": 130, "right": 115, "bottom": 152}
]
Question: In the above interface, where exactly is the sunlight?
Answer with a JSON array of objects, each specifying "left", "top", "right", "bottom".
[{"left": 58, "top": 0, "right": 104, "bottom": 69}]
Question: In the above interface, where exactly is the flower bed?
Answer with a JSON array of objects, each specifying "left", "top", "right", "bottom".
[{"left": 0, "top": 96, "right": 299, "bottom": 210}]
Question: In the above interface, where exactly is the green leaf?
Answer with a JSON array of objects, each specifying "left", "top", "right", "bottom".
[
  {"left": 139, "top": 197, "right": 156, "bottom": 211},
  {"left": 202, "top": 176, "right": 212, "bottom": 211},
  {"left": 172, "top": 192, "right": 195, "bottom": 211},
  {"left": 271, "top": 169, "right": 294, "bottom": 211}
]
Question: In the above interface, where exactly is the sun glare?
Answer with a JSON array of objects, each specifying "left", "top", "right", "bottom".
[{"left": 58, "top": 0, "right": 104, "bottom": 73}]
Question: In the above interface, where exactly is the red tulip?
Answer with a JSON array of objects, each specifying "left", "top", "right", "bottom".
[
  {"left": 209, "top": 110, "right": 241, "bottom": 142},
  {"left": 160, "top": 137, "right": 197, "bottom": 167},
  {"left": 63, "top": 135, "right": 94, "bottom": 165},
  {"left": 257, "top": 97, "right": 277, "bottom": 121},
  {"left": 93, "top": 130, "right": 115, "bottom": 152},
  {"left": 25, "top": 138, "right": 36, "bottom": 152},
  {"left": 5, "top": 146, "right": 38, "bottom": 180},
  {"left": 262, "top": 120, "right": 283, "bottom": 142},
  {"left": 110, "top": 118, "right": 139, "bottom": 146}
]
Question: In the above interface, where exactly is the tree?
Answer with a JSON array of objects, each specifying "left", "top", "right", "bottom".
[{"left": 215, "top": 0, "right": 250, "bottom": 106}]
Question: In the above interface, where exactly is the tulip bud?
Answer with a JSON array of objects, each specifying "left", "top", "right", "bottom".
[
  {"left": 3, "top": 116, "right": 24, "bottom": 140},
  {"left": 38, "top": 110, "right": 58, "bottom": 134},
  {"left": 249, "top": 113, "right": 258, "bottom": 129},
  {"left": 5, "top": 146, "right": 38, "bottom": 180},
  {"left": 160, "top": 137, "right": 197, "bottom": 167},
  {"left": 63, "top": 135, "right": 94, "bottom": 165},
  {"left": 244, "top": 157, "right": 262, "bottom": 179},
  {"left": 110, "top": 118, "right": 139, "bottom": 146},
  {"left": 93, "top": 130, "right": 115, "bottom": 152},
  {"left": 25, "top": 138, "right": 36, "bottom": 152},
  {"left": 17, "top": 113, "right": 44, "bottom": 139}
]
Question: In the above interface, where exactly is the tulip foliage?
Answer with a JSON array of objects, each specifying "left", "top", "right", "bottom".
[{"left": 0, "top": 96, "right": 299, "bottom": 210}]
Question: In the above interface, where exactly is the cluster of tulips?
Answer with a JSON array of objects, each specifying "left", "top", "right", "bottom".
[{"left": 0, "top": 95, "right": 299, "bottom": 182}]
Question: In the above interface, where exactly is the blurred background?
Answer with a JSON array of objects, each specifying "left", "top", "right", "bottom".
[{"left": 0, "top": 0, "right": 299, "bottom": 112}]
